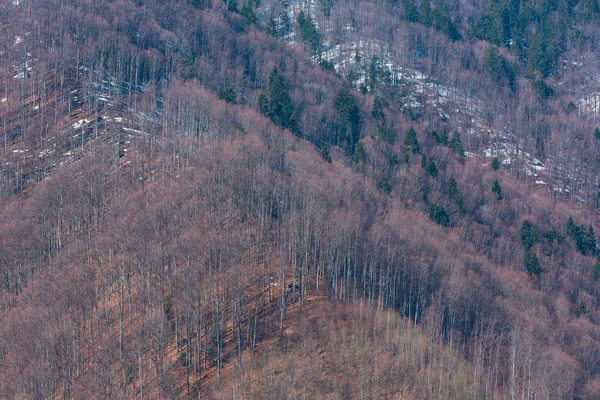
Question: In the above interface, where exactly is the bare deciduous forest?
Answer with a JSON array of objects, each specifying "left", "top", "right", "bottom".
[{"left": 2, "top": 0, "right": 600, "bottom": 398}]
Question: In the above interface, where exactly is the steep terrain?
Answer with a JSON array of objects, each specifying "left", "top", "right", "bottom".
[{"left": 2, "top": 0, "right": 600, "bottom": 398}]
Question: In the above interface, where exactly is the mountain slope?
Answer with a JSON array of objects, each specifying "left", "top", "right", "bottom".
[{"left": 1, "top": 0, "right": 600, "bottom": 399}]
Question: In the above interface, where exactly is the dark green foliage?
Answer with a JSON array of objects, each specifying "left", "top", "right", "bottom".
[
  {"left": 320, "top": 147, "right": 332, "bottom": 163},
  {"left": 259, "top": 67, "right": 296, "bottom": 131},
  {"left": 369, "top": 56, "right": 379, "bottom": 91},
  {"left": 582, "top": 0, "right": 598, "bottom": 22},
  {"left": 319, "top": 59, "right": 335, "bottom": 71},
  {"left": 491, "top": 157, "right": 501, "bottom": 170},
  {"left": 403, "top": 106, "right": 422, "bottom": 121},
  {"left": 404, "top": 126, "right": 420, "bottom": 154},
  {"left": 447, "top": 177, "right": 465, "bottom": 213},
  {"left": 492, "top": 179, "right": 503, "bottom": 201},
  {"left": 403, "top": 0, "right": 419, "bottom": 23},
  {"left": 446, "top": 177, "right": 459, "bottom": 198},
  {"left": 377, "top": 180, "right": 392, "bottom": 194},
  {"left": 524, "top": 251, "right": 541, "bottom": 276},
  {"left": 406, "top": 0, "right": 460, "bottom": 40},
  {"left": 484, "top": 46, "right": 515, "bottom": 89},
  {"left": 402, "top": 152, "right": 410, "bottom": 164},
  {"left": 472, "top": 0, "right": 578, "bottom": 77},
  {"left": 227, "top": 0, "right": 238, "bottom": 12},
  {"left": 566, "top": 101, "right": 577, "bottom": 114},
  {"left": 334, "top": 84, "right": 361, "bottom": 151},
  {"left": 218, "top": 87, "right": 237, "bottom": 103},
  {"left": 566, "top": 217, "right": 597, "bottom": 255},
  {"left": 449, "top": 132, "right": 464, "bottom": 158},
  {"left": 353, "top": 142, "right": 367, "bottom": 162},
  {"left": 455, "top": 194, "right": 465, "bottom": 213},
  {"left": 372, "top": 97, "right": 387, "bottom": 120},
  {"left": 543, "top": 228, "right": 563, "bottom": 256},
  {"left": 520, "top": 220, "right": 539, "bottom": 251},
  {"left": 429, "top": 204, "right": 450, "bottom": 226},
  {"left": 266, "top": 16, "right": 279, "bottom": 37},
  {"left": 418, "top": 0, "right": 432, "bottom": 26},
  {"left": 531, "top": 80, "right": 554, "bottom": 99},
  {"left": 297, "top": 11, "right": 320, "bottom": 54},
  {"left": 432, "top": 130, "right": 449, "bottom": 145},
  {"left": 575, "top": 302, "right": 587, "bottom": 318},
  {"left": 421, "top": 156, "right": 438, "bottom": 177},
  {"left": 431, "top": 4, "right": 461, "bottom": 40},
  {"left": 239, "top": 3, "right": 258, "bottom": 24},
  {"left": 389, "top": 153, "right": 400, "bottom": 166},
  {"left": 322, "top": 0, "right": 335, "bottom": 18},
  {"left": 586, "top": 225, "right": 597, "bottom": 254},
  {"left": 594, "top": 252, "right": 600, "bottom": 280},
  {"left": 595, "top": 128, "right": 600, "bottom": 140}
]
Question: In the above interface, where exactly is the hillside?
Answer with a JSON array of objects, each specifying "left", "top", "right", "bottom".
[{"left": 2, "top": 0, "right": 600, "bottom": 398}]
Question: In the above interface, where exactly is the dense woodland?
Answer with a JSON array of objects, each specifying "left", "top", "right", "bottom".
[{"left": 2, "top": 0, "right": 600, "bottom": 398}]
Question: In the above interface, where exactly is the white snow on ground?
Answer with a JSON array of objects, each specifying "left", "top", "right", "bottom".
[{"left": 72, "top": 119, "right": 91, "bottom": 130}]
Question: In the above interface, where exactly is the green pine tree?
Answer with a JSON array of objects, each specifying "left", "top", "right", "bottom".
[
  {"left": 259, "top": 67, "right": 296, "bottom": 131},
  {"left": 404, "top": 126, "right": 420, "bottom": 154},
  {"left": 297, "top": 10, "right": 320, "bottom": 54},
  {"left": 492, "top": 179, "right": 503, "bottom": 201},
  {"left": 524, "top": 251, "right": 541, "bottom": 276},
  {"left": 491, "top": 157, "right": 501, "bottom": 170},
  {"left": 372, "top": 96, "right": 387, "bottom": 120},
  {"left": 449, "top": 132, "right": 464, "bottom": 158},
  {"left": 334, "top": 84, "right": 361, "bottom": 151},
  {"left": 520, "top": 220, "right": 539, "bottom": 251}
]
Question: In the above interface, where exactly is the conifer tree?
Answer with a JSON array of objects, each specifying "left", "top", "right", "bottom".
[
  {"left": 491, "top": 157, "right": 501, "bottom": 170},
  {"left": 334, "top": 83, "right": 361, "bottom": 151},
  {"left": 404, "top": 126, "right": 420, "bottom": 154},
  {"left": 520, "top": 220, "right": 539, "bottom": 251},
  {"left": 449, "top": 132, "right": 464, "bottom": 158},
  {"left": 492, "top": 179, "right": 503, "bottom": 201},
  {"left": 525, "top": 251, "right": 541, "bottom": 276},
  {"left": 259, "top": 67, "right": 296, "bottom": 131}
]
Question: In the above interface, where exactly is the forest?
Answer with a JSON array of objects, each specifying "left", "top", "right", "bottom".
[{"left": 1, "top": 0, "right": 600, "bottom": 398}]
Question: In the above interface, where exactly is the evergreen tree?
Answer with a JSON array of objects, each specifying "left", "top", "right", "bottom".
[
  {"left": 353, "top": 142, "right": 366, "bottom": 162},
  {"left": 446, "top": 177, "right": 459, "bottom": 198},
  {"left": 334, "top": 84, "right": 361, "bottom": 151},
  {"left": 449, "top": 132, "right": 464, "bottom": 158},
  {"left": 421, "top": 156, "right": 438, "bottom": 177},
  {"left": 531, "top": 80, "right": 554, "bottom": 99},
  {"left": 520, "top": 220, "right": 539, "bottom": 251},
  {"left": 491, "top": 157, "right": 501, "bottom": 170},
  {"left": 524, "top": 251, "right": 541, "bottom": 276},
  {"left": 585, "top": 225, "right": 596, "bottom": 255},
  {"left": 404, "top": 126, "right": 420, "bottom": 154},
  {"left": 259, "top": 67, "right": 296, "bottom": 131},
  {"left": 369, "top": 56, "right": 380, "bottom": 91},
  {"left": 594, "top": 252, "right": 600, "bottom": 280},
  {"left": 595, "top": 128, "right": 600, "bottom": 140},
  {"left": 429, "top": 204, "right": 451, "bottom": 226},
  {"left": 484, "top": 45, "right": 505, "bottom": 83},
  {"left": 575, "top": 302, "right": 587, "bottom": 317},
  {"left": 403, "top": 0, "right": 419, "bottom": 23},
  {"left": 419, "top": 0, "right": 432, "bottom": 26},
  {"left": 372, "top": 96, "right": 387, "bottom": 120},
  {"left": 492, "top": 179, "right": 503, "bottom": 201},
  {"left": 218, "top": 87, "right": 237, "bottom": 103},
  {"left": 266, "top": 16, "right": 278, "bottom": 37},
  {"left": 297, "top": 11, "right": 320, "bottom": 54}
]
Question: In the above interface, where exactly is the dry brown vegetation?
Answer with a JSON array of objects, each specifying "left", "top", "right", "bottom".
[{"left": 1, "top": 0, "right": 600, "bottom": 399}]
